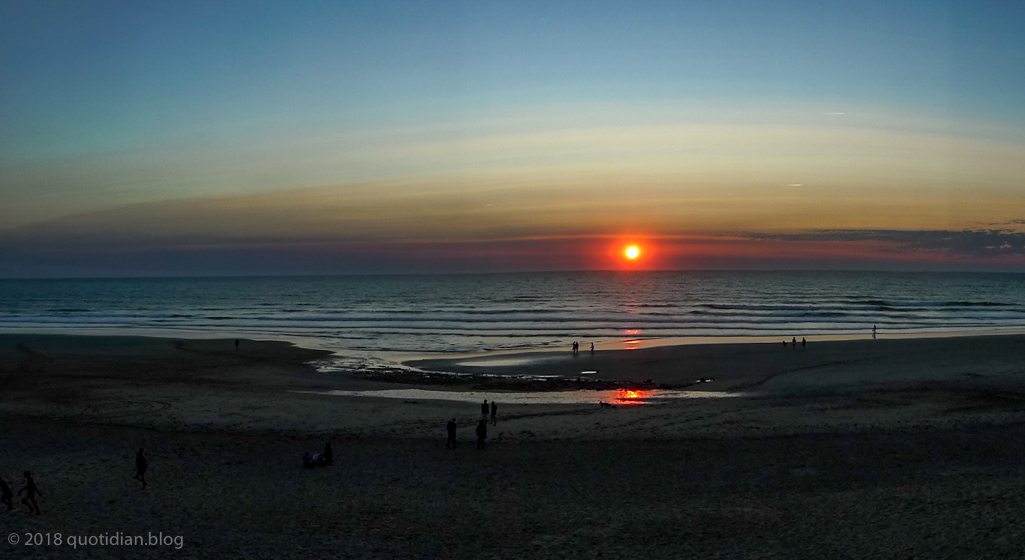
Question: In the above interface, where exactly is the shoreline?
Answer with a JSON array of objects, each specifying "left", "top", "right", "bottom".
[
  {"left": 5, "top": 329, "right": 1025, "bottom": 395},
  {"left": 4, "top": 323, "right": 1025, "bottom": 364}
]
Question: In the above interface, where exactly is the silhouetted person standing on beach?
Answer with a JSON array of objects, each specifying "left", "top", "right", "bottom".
[
  {"left": 481, "top": 399, "right": 489, "bottom": 421},
  {"left": 490, "top": 401, "right": 498, "bottom": 425},
  {"left": 235, "top": 339, "right": 239, "bottom": 350},
  {"left": 446, "top": 418, "right": 457, "bottom": 448},
  {"left": 0, "top": 476, "right": 12, "bottom": 511},
  {"left": 802, "top": 337, "right": 807, "bottom": 348},
  {"left": 476, "top": 420, "right": 488, "bottom": 450},
  {"left": 135, "top": 448, "right": 147, "bottom": 489},
  {"left": 572, "top": 341, "right": 579, "bottom": 355},
  {"left": 590, "top": 342, "right": 594, "bottom": 355},
  {"left": 792, "top": 337, "right": 797, "bottom": 349},
  {"left": 872, "top": 325, "right": 877, "bottom": 339},
  {"left": 18, "top": 471, "right": 41, "bottom": 515},
  {"left": 323, "top": 442, "right": 333, "bottom": 465}
]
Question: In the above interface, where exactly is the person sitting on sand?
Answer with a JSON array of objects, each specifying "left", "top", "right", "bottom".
[
  {"left": 490, "top": 401, "right": 498, "bottom": 425},
  {"left": 18, "top": 471, "right": 42, "bottom": 515},
  {"left": 0, "top": 475, "right": 12, "bottom": 511},
  {"left": 446, "top": 418, "right": 457, "bottom": 449},
  {"left": 135, "top": 448, "right": 148, "bottom": 489},
  {"left": 322, "top": 442, "right": 333, "bottom": 466},
  {"left": 476, "top": 420, "right": 487, "bottom": 450}
]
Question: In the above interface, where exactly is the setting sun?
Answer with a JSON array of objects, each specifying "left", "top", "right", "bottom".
[{"left": 625, "top": 245, "right": 641, "bottom": 260}]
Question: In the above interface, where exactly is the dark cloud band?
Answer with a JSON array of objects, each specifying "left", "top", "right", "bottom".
[{"left": 742, "top": 229, "right": 1025, "bottom": 258}]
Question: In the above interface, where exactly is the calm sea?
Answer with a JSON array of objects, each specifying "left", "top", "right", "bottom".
[{"left": 1, "top": 271, "right": 1024, "bottom": 357}]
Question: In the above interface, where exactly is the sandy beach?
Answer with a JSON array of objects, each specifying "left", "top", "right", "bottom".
[{"left": 4, "top": 334, "right": 1025, "bottom": 558}]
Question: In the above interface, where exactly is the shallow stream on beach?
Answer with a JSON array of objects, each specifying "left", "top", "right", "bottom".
[{"left": 295, "top": 387, "right": 738, "bottom": 405}]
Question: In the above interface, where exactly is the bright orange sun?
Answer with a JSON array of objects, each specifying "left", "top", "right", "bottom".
[{"left": 624, "top": 245, "right": 641, "bottom": 260}]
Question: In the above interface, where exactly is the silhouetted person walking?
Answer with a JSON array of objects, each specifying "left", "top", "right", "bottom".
[
  {"left": 872, "top": 325, "right": 877, "bottom": 339},
  {"left": 476, "top": 420, "right": 487, "bottom": 450},
  {"left": 802, "top": 337, "right": 807, "bottom": 348},
  {"left": 590, "top": 342, "right": 594, "bottom": 355},
  {"left": 135, "top": 449, "right": 147, "bottom": 489},
  {"left": 490, "top": 401, "right": 498, "bottom": 425},
  {"left": 572, "top": 341, "right": 579, "bottom": 355},
  {"left": 18, "top": 471, "right": 41, "bottom": 515},
  {"left": 446, "top": 418, "right": 457, "bottom": 449},
  {"left": 481, "top": 399, "right": 489, "bottom": 421},
  {"left": 0, "top": 476, "right": 12, "bottom": 511}
]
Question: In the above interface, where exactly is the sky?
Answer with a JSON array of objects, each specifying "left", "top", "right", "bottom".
[{"left": 1, "top": 0, "right": 1024, "bottom": 277}]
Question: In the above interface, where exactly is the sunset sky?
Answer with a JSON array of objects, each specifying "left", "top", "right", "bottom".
[{"left": 2, "top": 0, "right": 1024, "bottom": 276}]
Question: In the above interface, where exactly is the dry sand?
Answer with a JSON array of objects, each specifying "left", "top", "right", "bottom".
[{"left": 3, "top": 334, "right": 1025, "bottom": 558}]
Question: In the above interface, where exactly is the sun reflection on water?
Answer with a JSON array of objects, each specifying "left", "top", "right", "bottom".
[{"left": 615, "top": 388, "right": 650, "bottom": 404}]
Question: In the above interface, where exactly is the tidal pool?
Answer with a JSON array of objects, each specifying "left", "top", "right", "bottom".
[{"left": 295, "top": 387, "right": 739, "bottom": 405}]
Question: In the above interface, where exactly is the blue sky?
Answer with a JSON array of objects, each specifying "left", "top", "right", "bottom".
[
  {"left": 1, "top": 0, "right": 1024, "bottom": 275},
  {"left": 5, "top": 0, "right": 1022, "bottom": 158}
]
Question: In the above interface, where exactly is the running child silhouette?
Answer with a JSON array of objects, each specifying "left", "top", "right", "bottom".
[{"left": 18, "top": 471, "right": 42, "bottom": 515}]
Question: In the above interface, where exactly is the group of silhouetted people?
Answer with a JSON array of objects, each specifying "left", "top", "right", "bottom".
[
  {"left": 1, "top": 471, "right": 43, "bottom": 515},
  {"left": 571, "top": 341, "right": 595, "bottom": 356},
  {"left": 445, "top": 399, "right": 499, "bottom": 450},
  {"left": 1, "top": 449, "right": 152, "bottom": 517},
  {"left": 783, "top": 337, "right": 807, "bottom": 349}
]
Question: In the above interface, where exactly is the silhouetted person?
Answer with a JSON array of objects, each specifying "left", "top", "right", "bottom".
[
  {"left": 490, "top": 401, "right": 498, "bottom": 425},
  {"left": 802, "top": 337, "right": 807, "bottom": 348},
  {"left": 481, "top": 399, "right": 489, "bottom": 421},
  {"left": 0, "top": 476, "right": 12, "bottom": 511},
  {"left": 235, "top": 339, "right": 240, "bottom": 350},
  {"left": 18, "top": 471, "right": 41, "bottom": 515},
  {"left": 872, "top": 325, "right": 877, "bottom": 339},
  {"left": 135, "top": 448, "right": 147, "bottom": 489},
  {"left": 323, "top": 442, "right": 333, "bottom": 465},
  {"left": 783, "top": 340, "right": 787, "bottom": 348},
  {"left": 792, "top": 337, "right": 797, "bottom": 349},
  {"left": 590, "top": 342, "right": 594, "bottom": 355},
  {"left": 476, "top": 420, "right": 487, "bottom": 450},
  {"left": 446, "top": 418, "right": 457, "bottom": 449}
]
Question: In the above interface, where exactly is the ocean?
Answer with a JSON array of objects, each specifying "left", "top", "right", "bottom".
[{"left": 1, "top": 271, "right": 1024, "bottom": 359}]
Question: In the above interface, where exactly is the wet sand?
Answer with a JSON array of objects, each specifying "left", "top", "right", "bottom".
[
  {"left": 4, "top": 334, "right": 1025, "bottom": 558},
  {"left": 410, "top": 335, "right": 1025, "bottom": 394}
]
